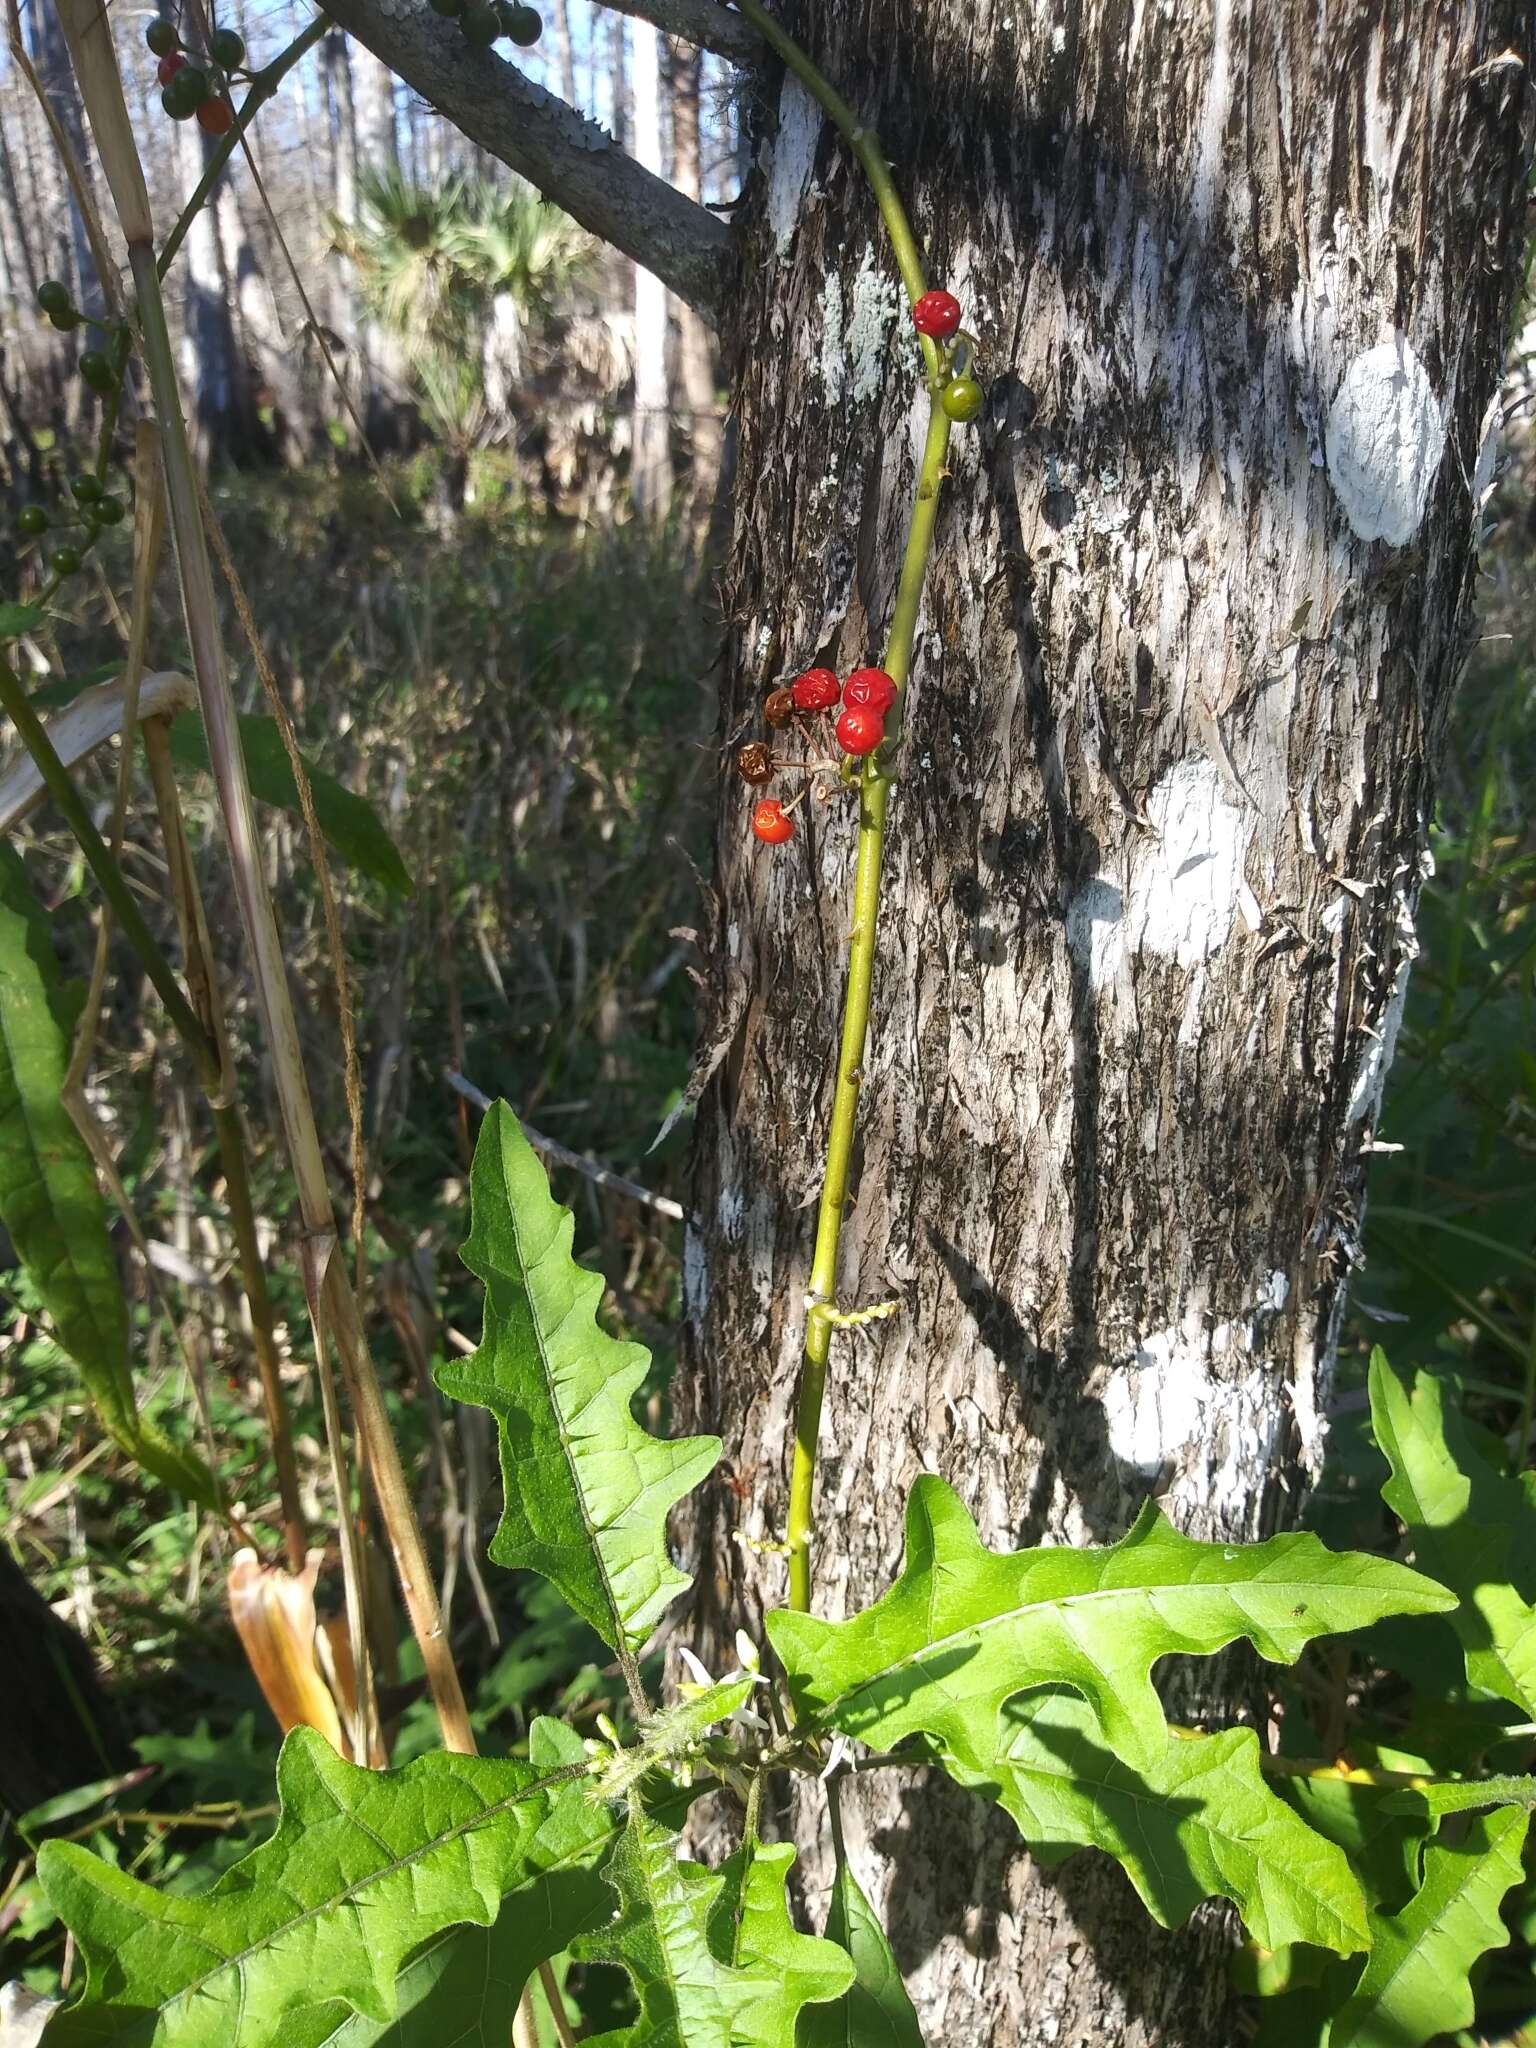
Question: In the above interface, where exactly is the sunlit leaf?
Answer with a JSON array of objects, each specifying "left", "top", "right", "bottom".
[{"left": 441, "top": 1104, "right": 719, "bottom": 1652}]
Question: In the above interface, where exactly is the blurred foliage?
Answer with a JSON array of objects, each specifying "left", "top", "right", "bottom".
[{"left": 1, "top": 447, "right": 714, "bottom": 2030}]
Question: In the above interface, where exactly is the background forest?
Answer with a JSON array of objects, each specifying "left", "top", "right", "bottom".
[{"left": 1, "top": 1, "right": 1534, "bottom": 2042}]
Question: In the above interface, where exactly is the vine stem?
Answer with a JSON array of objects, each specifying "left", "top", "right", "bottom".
[{"left": 731, "top": 0, "right": 958, "bottom": 1614}]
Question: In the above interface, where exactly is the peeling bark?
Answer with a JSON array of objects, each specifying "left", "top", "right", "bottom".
[{"left": 677, "top": 4, "right": 1534, "bottom": 2041}]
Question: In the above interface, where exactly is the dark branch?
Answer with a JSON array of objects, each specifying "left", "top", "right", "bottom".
[
  {"left": 594, "top": 0, "right": 761, "bottom": 65},
  {"left": 322, "top": 1, "right": 733, "bottom": 319}
]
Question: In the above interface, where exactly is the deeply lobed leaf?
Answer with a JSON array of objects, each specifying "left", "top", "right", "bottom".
[
  {"left": 572, "top": 1811, "right": 853, "bottom": 2046},
  {"left": 40, "top": 1723, "right": 613, "bottom": 2048},
  {"left": 1324, "top": 1804, "right": 1531, "bottom": 2047},
  {"left": 977, "top": 1691, "right": 1371, "bottom": 1955},
  {"left": 442, "top": 1104, "right": 719, "bottom": 1652},
  {"left": 766, "top": 1476, "right": 1454, "bottom": 1769},
  {"left": 1368, "top": 1349, "right": 1536, "bottom": 1715}
]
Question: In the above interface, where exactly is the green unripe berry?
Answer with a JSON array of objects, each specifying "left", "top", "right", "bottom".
[
  {"left": 208, "top": 27, "right": 245, "bottom": 66},
  {"left": 36, "top": 278, "right": 70, "bottom": 319},
  {"left": 50, "top": 546, "right": 82, "bottom": 577},
  {"left": 70, "top": 472, "right": 102, "bottom": 503},
  {"left": 460, "top": 2, "right": 499, "bottom": 45},
  {"left": 507, "top": 3, "right": 541, "bottom": 44},
  {"left": 940, "top": 375, "right": 985, "bottom": 423},
  {"left": 89, "top": 494, "right": 126, "bottom": 526},
  {"left": 146, "top": 17, "right": 179, "bottom": 54},
  {"left": 48, "top": 304, "right": 82, "bottom": 331},
  {"left": 18, "top": 506, "right": 48, "bottom": 536},
  {"left": 78, "top": 350, "right": 117, "bottom": 394}
]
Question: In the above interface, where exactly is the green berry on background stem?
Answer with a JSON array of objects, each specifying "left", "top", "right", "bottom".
[
  {"left": 941, "top": 375, "right": 985, "bottom": 423},
  {"left": 50, "top": 546, "right": 82, "bottom": 577},
  {"left": 70, "top": 472, "right": 102, "bottom": 503},
  {"left": 508, "top": 3, "right": 541, "bottom": 44},
  {"left": 78, "top": 350, "right": 117, "bottom": 394},
  {"left": 48, "top": 305, "right": 82, "bottom": 331},
  {"left": 209, "top": 27, "right": 245, "bottom": 66},
  {"left": 18, "top": 506, "right": 48, "bottom": 537},
  {"left": 170, "top": 64, "right": 211, "bottom": 110},
  {"left": 89, "top": 495, "right": 126, "bottom": 526},
  {"left": 36, "top": 278, "right": 70, "bottom": 319},
  {"left": 460, "top": 2, "right": 499, "bottom": 44},
  {"left": 145, "top": 16, "right": 179, "bottom": 53}
]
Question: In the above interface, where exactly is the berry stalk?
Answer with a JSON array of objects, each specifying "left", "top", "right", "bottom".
[
  {"left": 786, "top": 400, "right": 952, "bottom": 1613},
  {"left": 730, "top": 3, "right": 960, "bottom": 1615}
]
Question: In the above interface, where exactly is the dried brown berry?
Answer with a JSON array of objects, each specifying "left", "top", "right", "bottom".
[
  {"left": 764, "top": 687, "right": 796, "bottom": 730},
  {"left": 736, "top": 741, "right": 774, "bottom": 786}
]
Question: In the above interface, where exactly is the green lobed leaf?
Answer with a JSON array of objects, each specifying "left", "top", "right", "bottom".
[
  {"left": 320, "top": 1722, "right": 609, "bottom": 2048},
  {"left": 1379, "top": 1773, "right": 1536, "bottom": 1820},
  {"left": 571, "top": 1811, "right": 853, "bottom": 2046},
  {"left": 972, "top": 1691, "right": 1370, "bottom": 1955},
  {"left": 40, "top": 1721, "right": 614, "bottom": 2048},
  {"left": 441, "top": 1103, "right": 720, "bottom": 1653},
  {"left": 0, "top": 845, "right": 210, "bottom": 1501},
  {"left": 166, "top": 712, "right": 413, "bottom": 897},
  {"left": 801, "top": 1856, "right": 925, "bottom": 2048},
  {"left": 766, "top": 1476, "right": 1454, "bottom": 1770},
  {"left": 1368, "top": 1349, "right": 1536, "bottom": 1715},
  {"left": 1323, "top": 1804, "right": 1531, "bottom": 2047}
]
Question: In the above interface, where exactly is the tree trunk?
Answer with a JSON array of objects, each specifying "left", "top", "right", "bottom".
[
  {"left": 172, "top": 117, "right": 246, "bottom": 461},
  {"left": 629, "top": 22, "right": 673, "bottom": 520},
  {"left": 667, "top": 39, "right": 723, "bottom": 507},
  {"left": 679, "top": 4, "right": 1532, "bottom": 2042},
  {"left": 552, "top": 0, "right": 578, "bottom": 109}
]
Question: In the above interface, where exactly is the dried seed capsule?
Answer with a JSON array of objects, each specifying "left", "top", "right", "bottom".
[
  {"left": 736, "top": 741, "right": 774, "bottom": 786},
  {"left": 763, "top": 687, "right": 796, "bottom": 729}
]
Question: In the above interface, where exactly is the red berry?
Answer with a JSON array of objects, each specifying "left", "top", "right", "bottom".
[
  {"left": 843, "top": 666, "right": 897, "bottom": 714},
  {"left": 912, "top": 289, "right": 961, "bottom": 339},
  {"left": 790, "top": 667, "right": 839, "bottom": 713},
  {"left": 751, "top": 799, "right": 795, "bottom": 845},
  {"left": 157, "top": 50, "right": 187, "bottom": 82},
  {"left": 197, "top": 95, "right": 234, "bottom": 134},
  {"left": 836, "top": 705, "right": 885, "bottom": 756}
]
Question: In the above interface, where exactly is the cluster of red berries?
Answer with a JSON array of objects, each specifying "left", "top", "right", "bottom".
[
  {"left": 429, "top": 0, "right": 543, "bottom": 50},
  {"left": 147, "top": 17, "right": 240, "bottom": 135},
  {"left": 743, "top": 664, "right": 899, "bottom": 845},
  {"left": 911, "top": 289, "right": 985, "bottom": 424}
]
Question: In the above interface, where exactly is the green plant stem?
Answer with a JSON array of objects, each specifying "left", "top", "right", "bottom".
[
  {"left": 786, "top": 398, "right": 952, "bottom": 1615},
  {"left": 156, "top": 13, "right": 330, "bottom": 281},
  {"left": 730, "top": 0, "right": 958, "bottom": 1615},
  {"left": 0, "top": 656, "right": 218, "bottom": 1078}
]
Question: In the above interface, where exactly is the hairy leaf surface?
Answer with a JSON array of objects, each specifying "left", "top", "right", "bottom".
[
  {"left": 1368, "top": 1349, "right": 1536, "bottom": 1714},
  {"left": 0, "top": 845, "right": 209, "bottom": 1499},
  {"left": 1325, "top": 1805, "right": 1530, "bottom": 2047},
  {"left": 41, "top": 1723, "right": 612, "bottom": 2047},
  {"left": 974, "top": 1691, "right": 1369, "bottom": 1954},
  {"left": 572, "top": 1812, "right": 853, "bottom": 2045},
  {"left": 442, "top": 1104, "right": 719, "bottom": 1651},
  {"left": 767, "top": 1477, "right": 1453, "bottom": 1767},
  {"left": 800, "top": 1856, "right": 925, "bottom": 2048}
]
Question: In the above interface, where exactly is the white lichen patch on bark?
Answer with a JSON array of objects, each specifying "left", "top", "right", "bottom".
[
  {"left": 846, "top": 246, "right": 913, "bottom": 404},
  {"left": 1068, "top": 758, "right": 1253, "bottom": 990},
  {"left": 764, "top": 76, "right": 822, "bottom": 255},
  {"left": 1324, "top": 337, "right": 1447, "bottom": 545},
  {"left": 1103, "top": 1271, "right": 1290, "bottom": 1478},
  {"left": 1347, "top": 847, "right": 1431, "bottom": 1123}
]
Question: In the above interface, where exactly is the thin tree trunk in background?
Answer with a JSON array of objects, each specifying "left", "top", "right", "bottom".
[
  {"left": 666, "top": 39, "right": 721, "bottom": 507},
  {"left": 552, "top": 0, "right": 578, "bottom": 108},
  {"left": 607, "top": 6, "right": 630, "bottom": 150},
  {"left": 0, "top": 95, "right": 39, "bottom": 302},
  {"left": 25, "top": 0, "right": 97, "bottom": 324},
  {"left": 628, "top": 21, "right": 671, "bottom": 520},
  {"left": 679, "top": 3, "right": 1534, "bottom": 2041},
  {"left": 172, "top": 117, "right": 244, "bottom": 460},
  {"left": 351, "top": 43, "right": 398, "bottom": 174}
]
